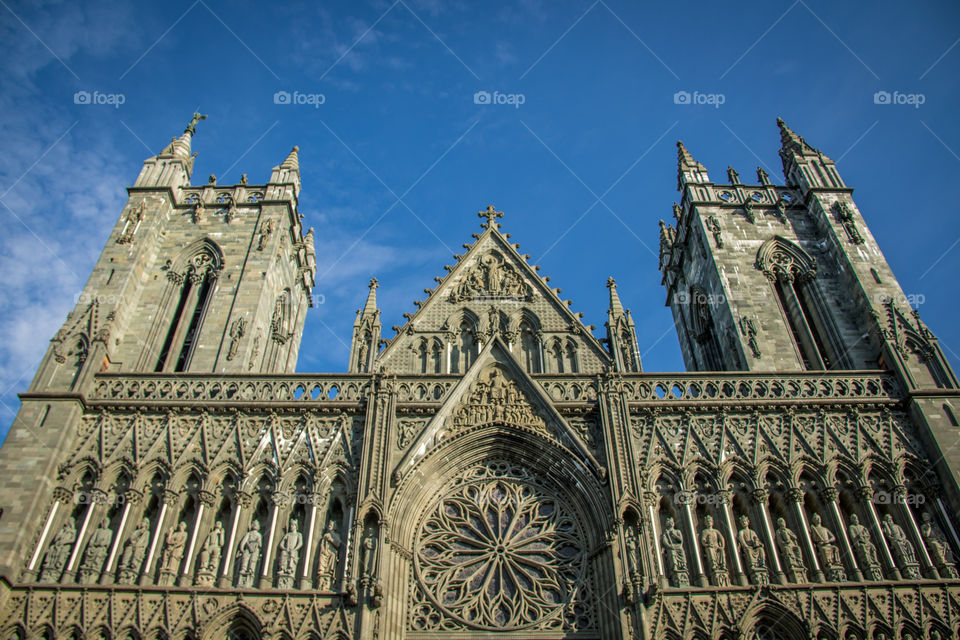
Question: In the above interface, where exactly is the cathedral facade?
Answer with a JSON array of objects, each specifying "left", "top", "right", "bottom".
[{"left": 0, "top": 116, "right": 959, "bottom": 639}]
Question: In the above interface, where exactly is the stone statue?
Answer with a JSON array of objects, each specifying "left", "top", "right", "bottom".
[
  {"left": 848, "top": 514, "right": 882, "bottom": 580},
  {"left": 257, "top": 219, "right": 274, "bottom": 251},
  {"left": 276, "top": 518, "right": 302, "bottom": 589},
  {"left": 736, "top": 514, "right": 768, "bottom": 585},
  {"left": 361, "top": 527, "right": 378, "bottom": 582},
  {"left": 40, "top": 519, "right": 76, "bottom": 582},
  {"left": 809, "top": 512, "right": 845, "bottom": 581},
  {"left": 240, "top": 173, "right": 248, "bottom": 185},
  {"left": 727, "top": 166, "right": 740, "bottom": 184},
  {"left": 920, "top": 512, "right": 958, "bottom": 578},
  {"left": 623, "top": 525, "right": 640, "bottom": 579},
  {"left": 882, "top": 513, "right": 920, "bottom": 579},
  {"left": 184, "top": 112, "right": 207, "bottom": 135},
  {"left": 317, "top": 521, "right": 342, "bottom": 591},
  {"left": 237, "top": 520, "right": 262, "bottom": 587},
  {"left": 118, "top": 518, "right": 151, "bottom": 583},
  {"left": 78, "top": 518, "right": 113, "bottom": 584},
  {"left": 660, "top": 516, "right": 688, "bottom": 587},
  {"left": 158, "top": 521, "right": 188, "bottom": 585},
  {"left": 775, "top": 517, "right": 807, "bottom": 583},
  {"left": 195, "top": 521, "right": 225, "bottom": 586},
  {"left": 699, "top": 514, "right": 729, "bottom": 586}
]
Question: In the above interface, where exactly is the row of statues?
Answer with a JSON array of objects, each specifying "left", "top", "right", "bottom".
[
  {"left": 657, "top": 508, "right": 957, "bottom": 587},
  {"left": 39, "top": 513, "right": 348, "bottom": 590}
]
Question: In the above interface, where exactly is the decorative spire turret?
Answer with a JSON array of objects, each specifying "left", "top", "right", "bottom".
[
  {"left": 269, "top": 145, "right": 302, "bottom": 198},
  {"left": 350, "top": 277, "right": 382, "bottom": 373},
  {"left": 134, "top": 113, "right": 206, "bottom": 187},
  {"left": 775, "top": 118, "right": 843, "bottom": 193},
  {"left": 605, "top": 277, "right": 641, "bottom": 372},
  {"left": 677, "top": 140, "right": 709, "bottom": 191}
]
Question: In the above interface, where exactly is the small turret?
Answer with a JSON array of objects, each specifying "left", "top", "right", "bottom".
[
  {"left": 677, "top": 140, "right": 710, "bottom": 191},
  {"left": 133, "top": 113, "right": 206, "bottom": 189},
  {"left": 349, "top": 278, "right": 382, "bottom": 373},
  {"left": 605, "top": 277, "right": 641, "bottom": 372},
  {"left": 776, "top": 117, "right": 845, "bottom": 194}
]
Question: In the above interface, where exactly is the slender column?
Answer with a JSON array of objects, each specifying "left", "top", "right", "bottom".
[
  {"left": 180, "top": 491, "right": 214, "bottom": 586},
  {"left": 26, "top": 488, "right": 70, "bottom": 575},
  {"left": 895, "top": 485, "right": 937, "bottom": 578},
  {"left": 102, "top": 490, "right": 140, "bottom": 583},
  {"left": 645, "top": 494, "right": 665, "bottom": 587},
  {"left": 857, "top": 486, "right": 900, "bottom": 580},
  {"left": 220, "top": 490, "right": 250, "bottom": 587},
  {"left": 65, "top": 488, "right": 105, "bottom": 577},
  {"left": 680, "top": 492, "right": 706, "bottom": 587},
  {"left": 718, "top": 491, "right": 746, "bottom": 585},
  {"left": 752, "top": 488, "right": 785, "bottom": 584},
  {"left": 301, "top": 491, "right": 325, "bottom": 589},
  {"left": 445, "top": 341, "right": 452, "bottom": 373},
  {"left": 786, "top": 487, "right": 824, "bottom": 582},
  {"left": 140, "top": 490, "right": 176, "bottom": 585},
  {"left": 821, "top": 488, "right": 862, "bottom": 581},
  {"left": 260, "top": 490, "right": 287, "bottom": 588},
  {"left": 935, "top": 495, "right": 960, "bottom": 553}
]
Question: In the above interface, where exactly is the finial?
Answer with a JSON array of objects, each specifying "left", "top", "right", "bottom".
[
  {"left": 240, "top": 173, "right": 248, "bottom": 185},
  {"left": 185, "top": 112, "right": 207, "bottom": 135},
  {"left": 606, "top": 277, "right": 616, "bottom": 289},
  {"left": 369, "top": 278, "right": 379, "bottom": 290},
  {"left": 208, "top": 174, "right": 216, "bottom": 184},
  {"left": 478, "top": 204, "right": 504, "bottom": 230}
]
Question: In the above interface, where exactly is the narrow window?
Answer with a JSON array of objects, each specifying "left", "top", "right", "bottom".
[
  {"left": 174, "top": 275, "right": 213, "bottom": 371},
  {"left": 155, "top": 279, "right": 193, "bottom": 371}
]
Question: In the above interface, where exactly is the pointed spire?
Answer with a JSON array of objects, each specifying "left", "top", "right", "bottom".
[
  {"left": 606, "top": 277, "right": 625, "bottom": 317},
  {"left": 776, "top": 117, "right": 815, "bottom": 154},
  {"left": 281, "top": 145, "right": 300, "bottom": 172},
  {"left": 676, "top": 140, "right": 709, "bottom": 190},
  {"left": 362, "top": 278, "right": 379, "bottom": 315}
]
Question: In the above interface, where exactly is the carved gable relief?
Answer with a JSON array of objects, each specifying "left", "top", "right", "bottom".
[
  {"left": 393, "top": 337, "right": 604, "bottom": 482},
  {"left": 453, "top": 250, "right": 532, "bottom": 301}
]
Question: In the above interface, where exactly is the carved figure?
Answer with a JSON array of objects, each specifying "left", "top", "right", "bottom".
[
  {"left": 883, "top": 513, "right": 921, "bottom": 579},
  {"left": 158, "top": 521, "right": 188, "bottom": 585},
  {"left": 736, "top": 514, "right": 768, "bottom": 585},
  {"left": 118, "top": 518, "right": 151, "bottom": 583},
  {"left": 809, "top": 512, "right": 845, "bottom": 581},
  {"left": 237, "top": 520, "right": 262, "bottom": 587},
  {"left": 699, "top": 514, "right": 729, "bottom": 586},
  {"left": 660, "top": 516, "right": 689, "bottom": 587},
  {"left": 275, "top": 518, "right": 302, "bottom": 589},
  {"left": 78, "top": 518, "right": 113, "bottom": 584},
  {"left": 775, "top": 517, "right": 807, "bottom": 583},
  {"left": 195, "top": 521, "right": 224, "bottom": 586},
  {"left": 227, "top": 317, "right": 246, "bottom": 361},
  {"left": 40, "top": 519, "right": 76, "bottom": 582},
  {"left": 317, "top": 520, "right": 342, "bottom": 590},
  {"left": 848, "top": 514, "right": 882, "bottom": 580},
  {"left": 921, "top": 512, "right": 958, "bottom": 578}
]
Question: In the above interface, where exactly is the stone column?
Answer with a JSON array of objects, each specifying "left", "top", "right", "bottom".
[
  {"left": 679, "top": 491, "right": 706, "bottom": 587},
  {"left": 219, "top": 490, "right": 250, "bottom": 588},
  {"left": 857, "top": 486, "right": 900, "bottom": 580},
  {"left": 718, "top": 491, "right": 747, "bottom": 586},
  {"left": 25, "top": 487, "right": 72, "bottom": 578},
  {"left": 102, "top": 489, "right": 141, "bottom": 584},
  {"left": 752, "top": 488, "right": 785, "bottom": 585},
  {"left": 786, "top": 487, "right": 824, "bottom": 582},
  {"left": 301, "top": 490, "right": 325, "bottom": 590},
  {"left": 821, "top": 487, "right": 862, "bottom": 581},
  {"left": 260, "top": 490, "right": 288, "bottom": 589},
  {"left": 64, "top": 488, "right": 107, "bottom": 581},
  {"left": 644, "top": 491, "right": 667, "bottom": 590},
  {"left": 894, "top": 485, "right": 938, "bottom": 578},
  {"left": 140, "top": 489, "right": 177, "bottom": 586},
  {"left": 179, "top": 490, "right": 215, "bottom": 586}
]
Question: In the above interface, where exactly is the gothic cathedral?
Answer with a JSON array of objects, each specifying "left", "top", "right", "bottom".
[{"left": 0, "top": 116, "right": 959, "bottom": 640}]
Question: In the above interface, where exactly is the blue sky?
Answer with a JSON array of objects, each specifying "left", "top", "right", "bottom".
[{"left": 1, "top": 0, "right": 959, "bottom": 439}]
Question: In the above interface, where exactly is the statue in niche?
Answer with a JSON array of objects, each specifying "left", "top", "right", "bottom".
[
  {"left": 699, "top": 514, "right": 729, "bottom": 586},
  {"left": 226, "top": 317, "right": 246, "bottom": 361},
  {"left": 78, "top": 518, "right": 113, "bottom": 584},
  {"left": 809, "top": 513, "right": 845, "bottom": 581},
  {"left": 118, "top": 518, "right": 150, "bottom": 583},
  {"left": 623, "top": 525, "right": 640, "bottom": 579},
  {"left": 774, "top": 517, "right": 807, "bottom": 583},
  {"left": 40, "top": 519, "right": 76, "bottom": 582},
  {"left": 921, "top": 512, "right": 958, "bottom": 578},
  {"left": 736, "top": 515, "right": 768, "bottom": 585},
  {"left": 158, "top": 521, "right": 188, "bottom": 586},
  {"left": 660, "top": 516, "right": 689, "bottom": 587},
  {"left": 317, "top": 520, "right": 342, "bottom": 590},
  {"left": 834, "top": 201, "right": 864, "bottom": 244},
  {"left": 195, "top": 521, "right": 225, "bottom": 586},
  {"left": 361, "top": 527, "right": 378, "bottom": 582},
  {"left": 276, "top": 518, "right": 302, "bottom": 589},
  {"left": 848, "top": 514, "right": 883, "bottom": 580},
  {"left": 882, "top": 513, "right": 921, "bottom": 579},
  {"left": 237, "top": 520, "right": 262, "bottom": 588},
  {"left": 257, "top": 219, "right": 274, "bottom": 251}
]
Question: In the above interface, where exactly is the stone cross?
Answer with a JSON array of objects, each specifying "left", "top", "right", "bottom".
[{"left": 478, "top": 205, "right": 503, "bottom": 230}]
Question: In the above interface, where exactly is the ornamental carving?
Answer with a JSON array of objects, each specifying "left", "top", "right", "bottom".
[
  {"left": 448, "top": 366, "right": 546, "bottom": 433},
  {"left": 453, "top": 251, "right": 532, "bottom": 301},
  {"left": 411, "top": 463, "right": 592, "bottom": 632}
]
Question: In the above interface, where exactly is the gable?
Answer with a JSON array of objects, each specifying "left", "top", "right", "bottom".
[{"left": 377, "top": 220, "right": 612, "bottom": 374}]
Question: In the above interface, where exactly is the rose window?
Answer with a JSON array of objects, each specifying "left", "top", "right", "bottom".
[{"left": 414, "top": 472, "right": 586, "bottom": 630}]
